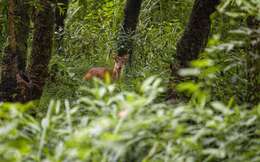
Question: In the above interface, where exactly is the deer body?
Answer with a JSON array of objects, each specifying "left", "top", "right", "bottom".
[
  {"left": 83, "top": 67, "right": 113, "bottom": 80},
  {"left": 83, "top": 55, "right": 128, "bottom": 81}
]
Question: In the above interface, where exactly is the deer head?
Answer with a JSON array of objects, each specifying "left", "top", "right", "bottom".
[{"left": 112, "top": 55, "right": 128, "bottom": 80}]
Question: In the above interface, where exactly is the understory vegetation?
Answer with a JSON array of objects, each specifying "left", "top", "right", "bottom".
[
  {"left": 0, "top": 0, "right": 259, "bottom": 161},
  {"left": 1, "top": 75, "right": 260, "bottom": 161}
]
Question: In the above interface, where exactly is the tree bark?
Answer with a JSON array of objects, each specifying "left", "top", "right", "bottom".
[
  {"left": 168, "top": 0, "right": 220, "bottom": 100},
  {"left": 174, "top": 0, "right": 220, "bottom": 69},
  {"left": 0, "top": 0, "right": 30, "bottom": 102},
  {"left": 26, "top": 0, "right": 55, "bottom": 101},
  {"left": 16, "top": 1, "right": 30, "bottom": 72},
  {"left": 117, "top": 0, "right": 142, "bottom": 59}
]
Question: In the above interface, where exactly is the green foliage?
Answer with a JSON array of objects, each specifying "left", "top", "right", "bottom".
[
  {"left": 0, "top": 102, "right": 39, "bottom": 162},
  {"left": 0, "top": 76, "right": 259, "bottom": 162},
  {"left": 204, "top": 0, "right": 260, "bottom": 104},
  {"left": 1, "top": 0, "right": 260, "bottom": 161}
]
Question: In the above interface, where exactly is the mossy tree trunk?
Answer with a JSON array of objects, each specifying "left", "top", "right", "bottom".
[
  {"left": 26, "top": 0, "right": 55, "bottom": 101},
  {"left": 117, "top": 0, "right": 142, "bottom": 60},
  {"left": 0, "top": 0, "right": 30, "bottom": 102},
  {"left": 168, "top": 0, "right": 220, "bottom": 99}
]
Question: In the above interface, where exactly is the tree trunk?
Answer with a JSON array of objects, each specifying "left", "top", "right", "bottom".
[
  {"left": 174, "top": 0, "right": 220, "bottom": 69},
  {"left": 16, "top": 1, "right": 30, "bottom": 72},
  {"left": 0, "top": 0, "right": 30, "bottom": 102},
  {"left": 55, "top": 0, "right": 69, "bottom": 53},
  {"left": 26, "top": 0, "right": 55, "bottom": 101},
  {"left": 168, "top": 0, "right": 220, "bottom": 100},
  {"left": 117, "top": 0, "right": 142, "bottom": 59}
]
